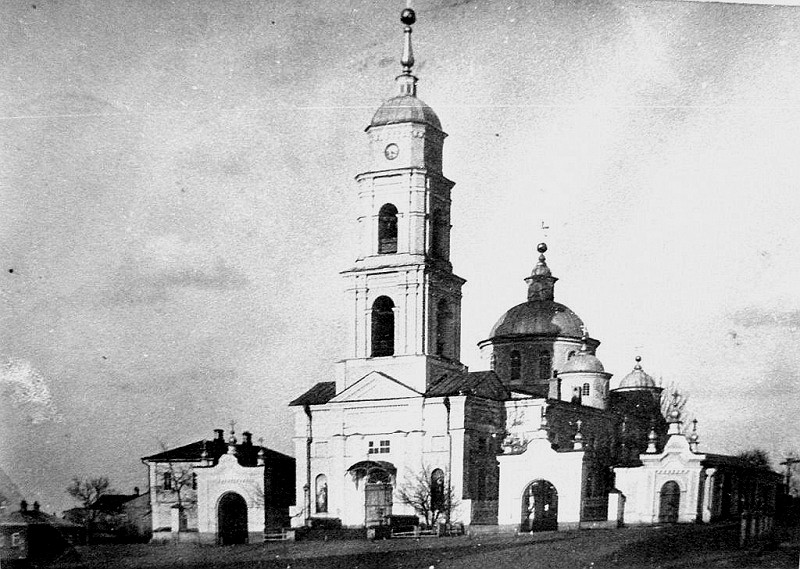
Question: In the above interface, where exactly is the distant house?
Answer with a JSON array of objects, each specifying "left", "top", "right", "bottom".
[
  {"left": 142, "top": 428, "right": 295, "bottom": 544},
  {"left": 0, "top": 500, "right": 82, "bottom": 565},
  {"left": 88, "top": 488, "right": 151, "bottom": 542}
]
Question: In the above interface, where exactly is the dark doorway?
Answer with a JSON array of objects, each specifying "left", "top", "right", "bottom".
[
  {"left": 520, "top": 479, "right": 558, "bottom": 531},
  {"left": 659, "top": 481, "right": 680, "bottom": 523},
  {"left": 365, "top": 468, "right": 393, "bottom": 527},
  {"left": 218, "top": 492, "right": 248, "bottom": 545}
]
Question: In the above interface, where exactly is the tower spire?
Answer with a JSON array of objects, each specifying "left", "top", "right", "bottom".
[
  {"left": 525, "top": 243, "right": 559, "bottom": 301},
  {"left": 397, "top": 8, "right": 418, "bottom": 96}
]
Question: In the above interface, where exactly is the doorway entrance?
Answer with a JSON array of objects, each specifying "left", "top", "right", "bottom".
[
  {"left": 218, "top": 492, "right": 248, "bottom": 544},
  {"left": 658, "top": 481, "right": 680, "bottom": 523},
  {"left": 520, "top": 479, "right": 558, "bottom": 531},
  {"left": 364, "top": 468, "right": 393, "bottom": 527}
]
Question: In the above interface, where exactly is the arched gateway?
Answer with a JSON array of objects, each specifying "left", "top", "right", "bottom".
[
  {"left": 521, "top": 479, "right": 558, "bottom": 531},
  {"left": 658, "top": 481, "right": 680, "bottom": 523},
  {"left": 217, "top": 492, "right": 248, "bottom": 544}
]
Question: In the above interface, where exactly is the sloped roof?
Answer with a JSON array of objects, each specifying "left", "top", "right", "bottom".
[
  {"left": 142, "top": 438, "right": 293, "bottom": 467},
  {"left": 289, "top": 382, "right": 336, "bottom": 406},
  {"left": 702, "top": 453, "right": 782, "bottom": 477},
  {"left": 90, "top": 494, "right": 141, "bottom": 511},
  {"left": 0, "top": 509, "right": 81, "bottom": 528},
  {"left": 426, "top": 371, "right": 509, "bottom": 401}
]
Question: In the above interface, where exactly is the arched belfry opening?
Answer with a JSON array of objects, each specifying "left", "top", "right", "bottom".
[
  {"left": 435, "top": 299, "right": 454, "bottom": 358},
  {"left": 217, "top": 492, "right": 248, "bottom": 545},
  {"left": 378, "top": 204, "right": 398, "bottom": 254},
  {"left": 371, "top": 296, "right": 395, "bottom": 357}
]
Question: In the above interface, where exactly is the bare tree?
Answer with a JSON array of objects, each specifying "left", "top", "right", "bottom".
[
  {"left": 397, "top": 465, "right": 459, "bottom": 528},
  {"left": 66, "top": 476, "right": 112, "bottom": 528},
  {"left": 66, "top": 476, "right": 111, "bottom": 509},
  {"left": 160, "top": 471, "right": 195, "bottom": 524},
  {"left": 737, "top": 448, "right": 772, "bottom": 470}
]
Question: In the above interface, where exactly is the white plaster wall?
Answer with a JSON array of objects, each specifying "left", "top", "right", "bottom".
[
  {"left": 497, "top": 437, "right": 585, "bottom": 529},
  {"left": 195, "top": 454, "right": 265, "bottom": 535},
  {"left": 296, "top": 394, "right": 470, "bottom": 528},
  {"left": 614, "top": 435, "right": 705, "bottom": 525}
]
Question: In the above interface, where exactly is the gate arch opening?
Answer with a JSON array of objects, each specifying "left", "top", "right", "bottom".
[
  {"left": 521, "top": 479, "right": 558, "bottom": 532},
  {"left": 217, "top": 492, "right": 248, "bottom": 545},
  {"left": 659, "top": 480, "right": 680, "bottom": 523}
]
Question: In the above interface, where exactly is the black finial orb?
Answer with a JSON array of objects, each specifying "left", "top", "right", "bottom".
[
  {"left": 401, "top": 8, "right": 416, "bottom": 25},
  {"left": 537, "top": 243, "right": 547, "bottom": 254},
  {"left": 635, "top": 355, "right": 641, "bottom": 363}
]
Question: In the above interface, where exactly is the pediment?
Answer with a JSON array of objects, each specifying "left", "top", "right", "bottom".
[{"left": 330, "top": 371, "right": 422, "bottom": 403}]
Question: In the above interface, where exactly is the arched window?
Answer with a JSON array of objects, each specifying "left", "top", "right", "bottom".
[
  {"left": 378, "top": 204, "right": 398, "bottom": 254},
  {"left": 538, "top": 351, "right": 552, "bottom": 380},
  {"left": 315, "top": 474, "right": 328, "bottom": 514},
  {"left": 431, "top": 469, "right": 445, "bottom": 512},
  {"left": 371, "top": 296, "right": 395, "bottom": 357},
  {"left": 510, "top": 350, "right": 521, "bottom": 381},
  {"left": 431, "top": 209, "right": 447, "bottom": 259},
  {"left": 582, "top": 383, "right": 590, "bottom": 397},
  {"left": 567, "top": 351, "right": 576, "bottom": 360},
  {"left": 435, "top": 299, "right": 453, "bottom": 358}
]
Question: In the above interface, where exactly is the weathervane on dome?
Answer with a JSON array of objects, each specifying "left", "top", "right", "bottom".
[
  {"left": 395, "top": 8, "right": 419, "bottom": 96},
  {"left": 400, "top": 8, "right": 416, "bottom": 75}
]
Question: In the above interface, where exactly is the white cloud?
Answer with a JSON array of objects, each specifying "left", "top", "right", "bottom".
[{"left": 0, "top": 358, "right": 62, "bottom": 424}]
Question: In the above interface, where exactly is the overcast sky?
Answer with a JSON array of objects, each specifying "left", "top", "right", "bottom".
[{"left": 2, "top": 0, "right": 800, "bottom": 513}]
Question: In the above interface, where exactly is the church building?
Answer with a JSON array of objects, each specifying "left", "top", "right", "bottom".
[{"left": 288, "top": 8, "right": 783, "bottom": 534}]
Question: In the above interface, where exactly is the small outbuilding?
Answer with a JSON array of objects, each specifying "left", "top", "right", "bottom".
[{"left": 0, "top": 500, "right": 83, "bottom": 566}]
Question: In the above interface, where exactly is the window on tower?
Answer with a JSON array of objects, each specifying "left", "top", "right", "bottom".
[
  {"left": 371, "top": 296, "right": 395, "bottom": 357},
  {"left": 583, "top": 383, "right": 591, "bottom": 397},
  {"left": 431, "top": 209, "right": 447, "bottom": 259},
  {"left": 510, "top": 350, "right": 521, "bottom": 381},
  {"left": 378, "top": 204, "right": 398, "bottom": 254},
  {"left": 435, "top": 299, "right": 453, "bottom": 358},
  {"left": 538, "top": 351, "right": 552, "bottom": 380}
]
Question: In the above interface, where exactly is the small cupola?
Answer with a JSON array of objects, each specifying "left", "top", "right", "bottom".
[{"left": 617, "top": 356, "right": 657, "bottom": 389}]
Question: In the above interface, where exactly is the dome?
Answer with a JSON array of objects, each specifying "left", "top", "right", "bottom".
[
  {"left": 618, "top": 357, "right": 656, "bottom": 389},
  {"left": 489, "top": 300, "right": 585, "bottom": 339},
  {"left": 370, "top": 95, "right": 442, "bottom": 131},
  {"left": 560, "top": 350, "right": 605, "bottom": 374}
]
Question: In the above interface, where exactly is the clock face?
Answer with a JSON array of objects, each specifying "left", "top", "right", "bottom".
[{"left": 384, "top": 143, "right": 399, "bottom": 160}]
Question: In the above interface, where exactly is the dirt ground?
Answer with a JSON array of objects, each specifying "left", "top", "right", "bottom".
[{"left": 52, "top": 523, "right": 800, "bottom": 569}]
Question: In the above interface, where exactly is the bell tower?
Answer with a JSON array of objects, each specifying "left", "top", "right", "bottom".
[{"left": 337, "top": 9, "right": 466, "bottom": 394}]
